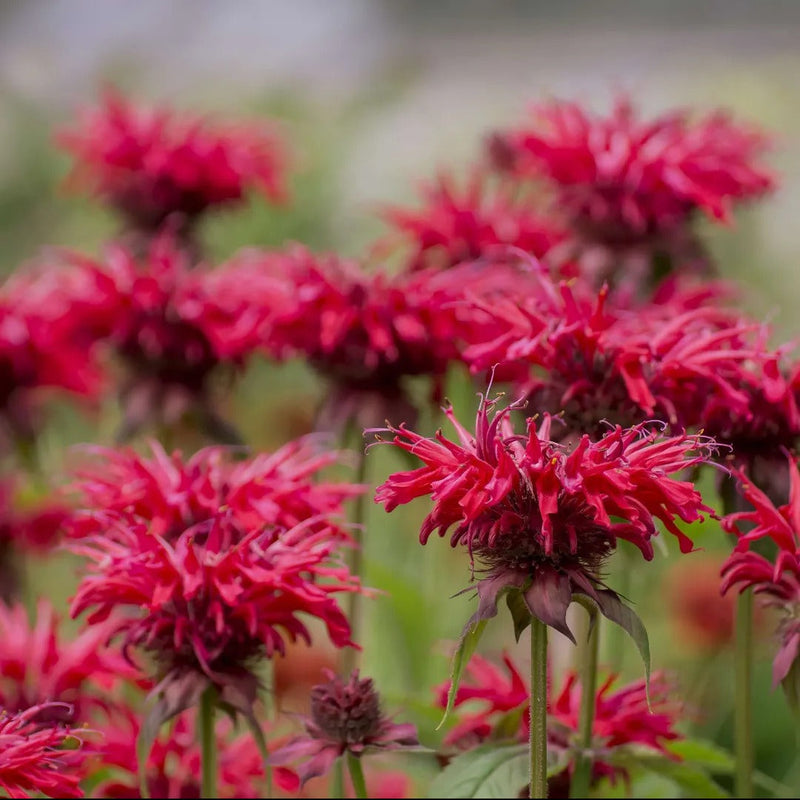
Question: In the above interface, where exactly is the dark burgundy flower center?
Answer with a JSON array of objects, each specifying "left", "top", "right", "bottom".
[{"left": 310, "top": 672, "right": 382, "bottom": 745}]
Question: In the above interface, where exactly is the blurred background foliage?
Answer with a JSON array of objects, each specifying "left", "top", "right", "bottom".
[{"left": 3, "top": 1, "right": 800, "bottom": 795}]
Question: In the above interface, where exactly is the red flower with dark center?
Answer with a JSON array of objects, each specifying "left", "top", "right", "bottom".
[
  {"left": 90, "top": 706, "right": 296, "bottom": 798},
  {"left": 64, "top": 236, "right": 277, "bottom": 442},
  {"left": 0, "top": 703, "right": 90, "bottom": 799},
  {"left": 490, "top": 96, "right": 774, "bottom": 243},
  {"left": 268, "top": 670, "right": 418, "bottom": 787},
  {"left": 380, "top": 170, "right": 563, "bottom": 271},
  {"left": 436, "top": 652, "right": 680, "bottom": 796},
  {"left": 57, "top": 90, "right": 290, "bottom": 234},
  {"left": 722, "top": 457, "right": 800, "bottom": 686},
  {"left": 460, "top": 265, "right": 777, "bottom": 442},
  {"left": 0, "top": 600, "right": 133, "bottom": 723},
  {"left": 70, "top": 513, "right": 359, "bottom": 733},
  {"left": 259, "top": 246, "right": 472, "bottom": 431},
  {"left": 373, "top": 393, "right": 716, "bottom": 639},
  {"left": 70, "top": 437, "right": 360, "bottom": 543},
  {"left": 0, "top": 264, "right": 106, "bottom": 446}
]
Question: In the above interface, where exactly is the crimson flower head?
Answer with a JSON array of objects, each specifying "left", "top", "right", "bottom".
[
  {"left": 0, "top": 599, "right": 133, "bottom": 724},
  {"left": 65, "top": 235, "right": 276, "bottom": 442},
  {"left": 0, "top": 703, "right": 90, "bottom": 799},
  {"left": 461, "top": 266, "right": 776, "bottom": 443},
  {"left": 268, "top": 669, "right": 418, "bottom": 787},
  {"left": 261, "top": 246, "right": 470, "bottom": 431},
  {"left": 57, "top": 90, "right": 290, "bottom": 235},
  {"left": 437, "top": 652, "right": 680, "bottom": 797},
  {"left": 0, "top": 265, "right": 106, "bottom": 448},
  {"left": 491, "top": 96, "right": 773, "bottom": 243},
  {"left": 373, "top": 393, "right": 716, "bottom": 640},
  {"left": 721, "top": 457, "right": 800, "bottom": 691},
  {"left": 380, "top": 170, "right": 563, "bottom": 271}
]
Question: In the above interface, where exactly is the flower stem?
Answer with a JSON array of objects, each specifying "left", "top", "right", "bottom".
[
  {"left": 199, "top": 687, "right": 217, "bottom": 800},
  {"left": 347, "top": 752, "right": 369, "bottom": 799},
  {"left": 332, "top": 758, "right": 344, "bottom": 798},
  {"left": 343, "top": 445, "right": 368, "bottom": 676},
  {"left": 529, "top": 616, "right": 549, "bottom": 799},
  {"left": 735, "top": 589, "right": 754, "bottom": 798},
  {"left": 570, "top": 605, "right": 599, "bottom": 798}
]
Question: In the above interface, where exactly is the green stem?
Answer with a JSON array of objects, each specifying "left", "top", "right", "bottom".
[
  {"left": 529, "top": 617, "right": 549, "bottom": 799},
  {"left": 347, "top": 752, "right": 369, "bottom": 799},
  {"left": 199, "top": 687, "right": 217, "bottom": 800},
  {"left": 343, "top": 446, "right": 368, "bottom": 677},
  {"left": 734, "top": 590, "right": 754, "bottom": 798},
  {"left": 332, "top": 758, "right": 345, "bottom": 798},
  {"left": 570, "top": 606, "right": 599, "bottom": 798}
]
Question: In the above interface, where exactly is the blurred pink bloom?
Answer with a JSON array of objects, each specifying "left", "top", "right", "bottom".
[
  {"left": 57, "top": 90, "right": 290, "bottom": 233},
  {"left": 0, "top": 703, "right": 90, "bottom": 799},
  {"left": 381, "top": 170, "right": 563, "bottom": 271}
]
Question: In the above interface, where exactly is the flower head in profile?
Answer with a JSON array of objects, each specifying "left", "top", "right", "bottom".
[
  {"left": 0, "top": 703, "right": 90, "bottom": 799},
  {"left": 64, "top": 236, "right": 277, "bottom": 442},
  {"left": 268, "top": 670, "right": 418, "bottom": 787},
  {"left": 491, "top": 96, "right": 774, "bottom": 242},
  {"left": 437, "top": 652, "right": 680, "bottom": 797},
  {"left": 57, "top": 90, "right": 290, "bottom": 236},
  {"left": 90, "top": 706, "right": 294, "bottom": 798},
  {"left": 0, "top": 600, "right": 133, "bottom": 723},
  {"left": 374, "top": 393, "right": 716, "bottom": 639},
  {"left": 461, "top": 266, "right": 776, "bottom": 443},
  {"left": 260, "top": 246, "right": 470, "bottom": 432},
  {"left": 721, "top": 456, "right": 800, "bottom": 691},
  {"left": 380, "top": 170, "right": 563, "bottom": 271}
]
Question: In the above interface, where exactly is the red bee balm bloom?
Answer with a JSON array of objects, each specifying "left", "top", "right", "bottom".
[
  {"left": 722, "top": 457, "right": 800, "bottom": 688},
  {"left": 0, "top": 600, "right": 133, "bottom": 722},
  {"left": 381, "top": 171, "right": 563, "bottom": 271},
  {"left": 437, "top": 652, "right": 680, "bottom": 796},
  {"left": 373, "top": 394, "right": 716, "bottom": 639},
  {"left": 69, "top": 440, "right": 361, "bottom": 737},
  {"left": 268, "top": 670, "right": 418, "bottom": 787},
  {"left": 65, "top": 236, "right": 279, "bottom": 441},
  {"left": 57, "top": 91, "right": 290, "bottom": 232},
  {"left": 491, "top": 97, "right": 774, "bottom": 242},
  {"left": 0, "top": 703, "right": 90, "bottom": 799}
]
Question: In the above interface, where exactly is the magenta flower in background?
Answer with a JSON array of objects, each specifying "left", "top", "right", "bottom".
[
  {"left": 89, "top": 706, "right": 295, "bottom": 798},
  {"left": 491, "top": 96, "right": 774, "bottom": 240},
  {"left": 722, "top": 457, "right": 800, "bottom": 689},
  {"left": 374, "top": 393, "right": 716, "bottom": 639},
  {"left": 0, "top": 599, "right": 134, "bottom": 723},
  {"left": 57, "top": 90, "right": 290, "bottom": 239},
  {"left": 259, "top": 245, "right": 473, "bottom": 432},
  {"left": 268, "top": 669, "right": 418, "bottom": 787},
  {"left": 64, "top": 235, "right": 280, "bottom": 442},
  {"left": 0, "top": 703, "right": 90, "bottom": 799},
  {"left": 436, "top": 651, "right": 680, "bottom": 796},
  {"left": 380, "top": 170, "right": 564, "bottom": 272}
]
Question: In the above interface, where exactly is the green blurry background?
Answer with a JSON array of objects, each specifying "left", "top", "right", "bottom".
[{"left": 3, "top": 2, "right": 800, "bottom": 795}]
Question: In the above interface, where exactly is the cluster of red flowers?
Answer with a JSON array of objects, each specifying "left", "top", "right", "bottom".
[
  {"left": 0, "top": 83, "right": 793, "bottom": 799},
  {"left": 436, "top": 651, "right": 680, "bottom": 796}
]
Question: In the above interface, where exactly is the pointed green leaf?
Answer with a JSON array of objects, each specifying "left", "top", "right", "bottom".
[
  {"left": 580, "top": 590, "right": 651, "bottom": 701},
  {"left": 426, "top": 743, "right": 527, "bottom": 798},
  {"left": 666, "top": 739, "right": 735, "bottom": 773},
  {"left": 438, "top": 619, "right": 488, "bottom": 730},
  {"left": 506, "top": 589, "right": 532, "bottom": 642}
]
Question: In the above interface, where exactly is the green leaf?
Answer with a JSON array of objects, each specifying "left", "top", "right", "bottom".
[
  {"left": 580, "top": 590, "right": 651, "bottom": 702},
  {"left": 426, "top": 744, "right": 528, "bottom": 799},
  {"left": 437, "top": 619, "right": 488, "bottom": 730},
  {"left": 667, "top": 739, "right": 735, "bottom": 773},
  {"left": 506, "top": 589, "right": 532, "bottom": 642}
]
